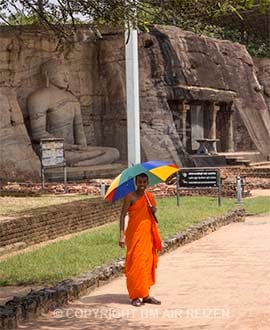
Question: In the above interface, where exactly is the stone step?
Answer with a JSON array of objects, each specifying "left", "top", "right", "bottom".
[
  {"left": 225, "top": 158, "right": 243, "bottom": 165},
  {"left": 219, "top": 151, "right": 260, "bottom": 156},
  {"left": 226, "top": 159, "right": 251, "bottom": 166},
  {"left": 225, "top": 156, "right": 244, "bottom": 160},
  {"left": 45, "top": 163, "right": 127, "bottom": 182},
  {"left": 248, "top": 161, "right": 270, "bottom": 168},
  {"left": 218, "top": 151, "right": 265, "bottom": 163},
  {"left": 235, "top": 159, "right": 251, "bottom": 166},
  {"left": 222, "top": 153, "right": 253, "bottom": 166}
]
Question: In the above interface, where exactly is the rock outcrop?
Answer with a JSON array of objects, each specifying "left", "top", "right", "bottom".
[
  {"left": 0, "top": 88, "right": 40, "bottom": 182},
  {"left": 142, "top": 26, "right": 270, "bottom": 158},
  {"left": 253, "top": 57, "right": 270, "bottom": 114},
  {"left": 0, "top": 25, "right": 269, "bottom": 182}
]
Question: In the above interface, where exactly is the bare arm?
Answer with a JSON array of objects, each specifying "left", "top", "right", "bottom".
[{"left": 119, "top": 194, "right": 132, "bottom": 248}]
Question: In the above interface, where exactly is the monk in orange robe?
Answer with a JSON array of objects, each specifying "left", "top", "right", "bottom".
[{"left": 119, "top": 173, "right": 162, "bottom": 307}]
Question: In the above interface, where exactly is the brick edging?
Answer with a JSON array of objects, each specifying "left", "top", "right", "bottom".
[
  {"left": 0, "top": 208, "right": 245, "bottom": 329},
  {"left": 0, "top": 198, "right": 121, "bottom": 252}
]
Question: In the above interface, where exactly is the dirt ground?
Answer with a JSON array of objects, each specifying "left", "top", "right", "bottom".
[{"left": 249, "top": 189, "right": 270, "bottom": 197}]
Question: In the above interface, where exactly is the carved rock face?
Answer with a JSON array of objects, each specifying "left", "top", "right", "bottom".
[
  {"left": 254, "top": 58, "right": 270, "bottom": 98},
  {"left": 0, "top": 88, "right": 41, "bottom": 182},
  {"left": 27, "top": 55, "right": 121, "bottom": 168},
  {"left": 50, "top": 72, "right": 69, "bottom": 90},
  {"left": 0, "top": 25, "right": 270, "bottom": 181},
  {"left": 41, "top": 59, "right": 70, "bottom": 90}
]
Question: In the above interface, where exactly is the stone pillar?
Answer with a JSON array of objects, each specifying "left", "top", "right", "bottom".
[
  {"left": 179, "top": 101, "right": 189, "bottom": 149},
  {"left": 191, "top": 104, "right": 204, "bottom": 151},
  {"left": 226, "top": 106, "right": 234, "bottom": 152},
  {"left": 209, "top": 103, "right": 220, "bottom": 153},
  {"left": 209, "top": 103, "right": 219, "bottom": 139}
]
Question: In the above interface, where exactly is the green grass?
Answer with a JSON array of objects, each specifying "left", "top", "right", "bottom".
[
  {"left": 0, "top": 196, "right": 268, "bottom": 286},
  {"left": 242, "top": 196, "right": 270, "bottom": 215},
  {"left": 0, "top": 195, "right": 95, "bottom": 216},
  {"left": 157, "top": 196, "right": 235, "bottom": 239},
  {"left": 0, "top": 224, "right": 123, "bottom": 286}
]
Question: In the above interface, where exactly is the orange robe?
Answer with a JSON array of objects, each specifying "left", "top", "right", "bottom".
[{"left": 124, "top": 192, "right": 162, "bottom": 299}]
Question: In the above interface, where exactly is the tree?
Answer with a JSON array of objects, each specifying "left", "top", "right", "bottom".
[{"left": 0, "top": 0, "right": 269, "bottom": 40}]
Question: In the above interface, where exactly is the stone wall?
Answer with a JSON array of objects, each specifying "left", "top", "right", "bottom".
[{"left": 0, "top": 198, "right": 121, "bottom": 251}]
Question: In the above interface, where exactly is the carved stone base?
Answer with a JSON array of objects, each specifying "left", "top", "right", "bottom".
[
  {"left": 44, "top": 163, "right": 127, "bottom": 182},
  {"left": 192, "top": 155, "right": 227, "bottom": 167}
]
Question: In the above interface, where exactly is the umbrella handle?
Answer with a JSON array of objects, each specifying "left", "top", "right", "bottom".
[
  {"left": 144, "top": 191, "right": 158, "bottom": 223},
  {"left": 144, "top": 191, "right": 152, "bottom": 207}
]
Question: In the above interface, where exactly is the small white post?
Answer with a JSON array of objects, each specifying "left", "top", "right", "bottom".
[
  {"left": 101, "top": 181, "right": 106, "bottom": 197},
  {"left": 236, "top": 176, "right": 242, "bottom": 204}
]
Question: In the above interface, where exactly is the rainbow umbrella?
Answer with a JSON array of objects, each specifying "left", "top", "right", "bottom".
[{"left": 104, "top": 160, "right": 179, "bottom": 202}]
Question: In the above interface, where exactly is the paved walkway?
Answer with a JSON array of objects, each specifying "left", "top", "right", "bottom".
[{"left": 19, "top": 212, "right": 270, "bottom": 330}]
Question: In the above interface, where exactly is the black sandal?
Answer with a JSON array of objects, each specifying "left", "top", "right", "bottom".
[
  {"left": 131, "top": 298, "right": 143, "bottom": 307},
  {"left": 142, "top": 296, "right": 161, "bottom": 305}
]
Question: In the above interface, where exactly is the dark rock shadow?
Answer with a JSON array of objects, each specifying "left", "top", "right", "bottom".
[{"left": 79, "top": 293, "right": 130, "bottom": 305}]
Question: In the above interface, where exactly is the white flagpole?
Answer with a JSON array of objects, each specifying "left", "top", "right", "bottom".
[{"left": 125, "top": 2, "right": 141, "bottom": 167}]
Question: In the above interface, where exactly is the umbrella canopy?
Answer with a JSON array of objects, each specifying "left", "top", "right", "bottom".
[{"left": 104, "top": 160, "right": 179, "bottom": 202}]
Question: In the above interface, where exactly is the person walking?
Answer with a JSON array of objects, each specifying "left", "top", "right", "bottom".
[{"left": 119, "top": 173, "right": 162, "bottom": 307}]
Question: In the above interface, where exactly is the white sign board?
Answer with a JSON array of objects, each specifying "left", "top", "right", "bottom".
[{"left": 40, "top": 140, "right": 65, "bottom": 167}]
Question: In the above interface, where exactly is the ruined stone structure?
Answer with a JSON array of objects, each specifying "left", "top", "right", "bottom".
[{"left": 0, "top": 25, "right": 269, "bottom": 182}]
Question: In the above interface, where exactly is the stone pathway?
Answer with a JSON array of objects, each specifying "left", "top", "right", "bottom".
[
  {"left": 18, "top": 212, "right": 270, "bottom": 330},
  {"left": 0, "top": 286, "right": 43, "bottom": 306}
]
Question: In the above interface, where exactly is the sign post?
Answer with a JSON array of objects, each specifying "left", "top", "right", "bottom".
[
  {"left": 177, "top": 168, "right": 222, "bottom": 206},
  {"left": 217, "top": 171, "right": 221, "bottom": 206},
  {"left": 176, "top": 171, "right": 180, "bottom": 207},
  {"left": 40, "top": 138, "right": 67, "bottom": 192}
]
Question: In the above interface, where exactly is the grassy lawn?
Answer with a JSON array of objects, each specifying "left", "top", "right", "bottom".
[
  {"left": 157, "top": 196, "right": 235, "bottom": 239},
  {"left": 0, "top": 195, "right": 95, "bottom": 216},
  {"left": 242, "top": 196, "right": 270, "bottom": 215},
  {"left": 0, "top": 196, "right": 268, "bottom": 286}
]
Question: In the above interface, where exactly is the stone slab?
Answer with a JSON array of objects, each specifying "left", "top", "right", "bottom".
[
  {"left": 192, "top": 155, "right": 227, "bottom": 167},
  {"left": 45, "top": 163, "right": 127, "bottom": 181}
]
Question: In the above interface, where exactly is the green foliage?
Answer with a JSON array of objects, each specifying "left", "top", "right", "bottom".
[
  {"left": 204, "top": 25, "right": 270, "bottom": 57},
  {"left": 143, "top": 1, "right": 270, "bottom": 57},
  {"left": 181, "top": 21, "right": 270, "bottom": 57},
  {"left": 246, "top": 41, "right": 270, "bottom": 57},
  {"left": 0, "top": 0, "right": 269, "bottom": 42},
  {"left": 7, "top": 12, "right": 41, "bottom": 25}
]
